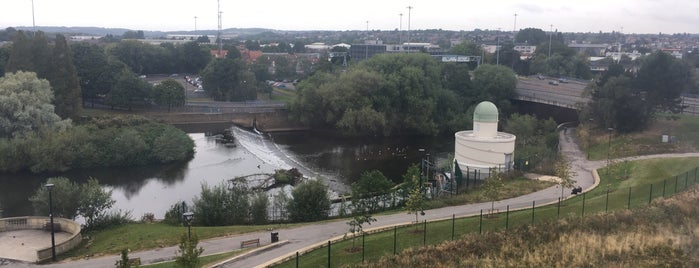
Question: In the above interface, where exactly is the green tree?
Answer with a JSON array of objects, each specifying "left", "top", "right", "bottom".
[
  {"left": 49, "top": 34, "right": 81, "bottom": 119},
  {"left": 405, "top": 187, "right": 425, "bottom": 227},
  {"left": 174, "top": 233, "right": 204, "bottom": 268},
  {"left": 29, "top": 177, "right": 81, "bottom": 219},
  {"left": 201, "top": 58, "right": 255, "bottom": 101},
  {"left": 515, "top": 28, "right": 548, "bottom": 46},
  {"left": 635, "top": 51, "right": 695, "bottom": 113},
  {"left": 586, "top": 76, "right": 652, "bottom": 132},
  {"left": 180, "top": 42, "right": 212, "bottom": 74},
  {"left": 554, "top": 157, "right": 577, "bottom": 199},
  {"left": 471, "top": 64, "right": 517, "bottom": 111},
  {"left": 351, "top": 170, "right": 394, "bottom": 213},
  {"left": 108, "top": 70, "right": 152, "bottom": 110},
  {"left": 5, "top": 31, "right": 34, "bottom": 73},
  {"left": 71, "top": 42, "right": 117, "bottom": 107},
  {"left": 250, "top": 192, "right": 269, "bottom": 225},
  {"left": 0, "top": 71, "right": 70, "bottom": 138},
  {"left": 346, "top": 201, "right": 376, "bottom": 249},
  {"left": 78, "top": 177, "right": 116, "bottom": 229},
  {"left": 287, "top": 180, "right": 330, "bottom": 222},
  {"left": 482, "top": 170, "right": 504, "bottom": 216},
  {"left": 152, "top": 126, "right": 195, "bottom": 163},
  {"left": 153, "top": 79, "right": 185, "bottom": 111}
]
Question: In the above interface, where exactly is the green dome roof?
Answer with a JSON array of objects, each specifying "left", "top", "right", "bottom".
[{"left": 473, "top": 101, "right": 498, "bottom": 123}]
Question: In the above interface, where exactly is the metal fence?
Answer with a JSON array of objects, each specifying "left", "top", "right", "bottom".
[{"left": 275, "top": 167, "right": 699, "bottom": 268}]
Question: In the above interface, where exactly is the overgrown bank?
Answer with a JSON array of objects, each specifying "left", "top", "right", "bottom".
[{"left": 364, "top": 186, "right": 699, "bottom": 267}]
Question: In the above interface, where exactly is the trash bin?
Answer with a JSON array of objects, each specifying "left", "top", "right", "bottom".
[{"left": 271, "top": 232, "right": 279, "bottom": 243}]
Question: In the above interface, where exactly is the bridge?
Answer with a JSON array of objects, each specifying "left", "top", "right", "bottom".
[{"left": 515, "top": 76, "right": 699, "bottom": 115}]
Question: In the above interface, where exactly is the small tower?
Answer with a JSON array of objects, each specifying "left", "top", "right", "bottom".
[{"left": 454, "top": 101, "right": 516, "bottom": 177}]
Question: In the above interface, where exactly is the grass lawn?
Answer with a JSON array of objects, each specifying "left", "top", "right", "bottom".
[
  {"left": 142, "top": 250, "right": 246, "bottom": 268},
  {"left": 273, "top": 157, "right": 699, "bottom": 268},
  {"left": 62, "top": 222, "right": 294, "bottom": 260},
  {"left": 587, "top": 114, "right": 699, "bottom": 160}
]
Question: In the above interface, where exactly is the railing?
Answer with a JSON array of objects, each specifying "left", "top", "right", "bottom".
[{"left": 0, "top": 216, "right": 82, "bottom": 262}]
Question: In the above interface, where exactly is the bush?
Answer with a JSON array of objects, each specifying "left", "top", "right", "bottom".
[
  {"left": 250, "top": 192, "right": 269, "bottom": 225},
  {"left": 163, "top": 201, "right": 189, "bottom": 225},
  {"left": 287, "top": 180, "right": 330, "bottom": 222},
  {"left": 84, "top": 210, "right": 133, "bottom": 231}
]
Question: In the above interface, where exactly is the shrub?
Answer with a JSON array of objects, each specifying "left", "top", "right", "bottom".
[{"left": 287, "top": 180, "right": 330, "bottom": 222}]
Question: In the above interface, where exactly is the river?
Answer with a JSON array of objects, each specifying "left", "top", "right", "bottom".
[{"left": 0, "top": 125, "right": 454, "bottom": 219}]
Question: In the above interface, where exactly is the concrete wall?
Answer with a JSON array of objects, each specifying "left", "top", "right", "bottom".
[{"left": 0, "top": 216, "right": 82, "bottom": 262}]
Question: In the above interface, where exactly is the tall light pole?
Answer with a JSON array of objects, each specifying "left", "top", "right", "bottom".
[
  {"left": 513, "top": 13, "right": 517, "bottom": 33},
  {"left": 512, "top": 13, "right": 518, "bottom": 69},
  {"left": 217, "top": 0, "right": 223, "bottom": 57},
  {"left": 182, "top": 211, "right": 194, "bottom": 240},
  {"left": 365, "top": 20, "right": 369, "bottom": 60},
  {"left": 45, "top": 183, "right": 56, "bottom": 262},
  {"left": 399, "top": 13, "right": 403, "bottom": 45},
  {"left": 496, "top": 28, "right": 501, "bottom": 65},
  {"left": 548, "top": 24, "right": 553, "bottom": 58},
  {"left": 31, "top": 0, "right": 36, "bottom": 35},
  {"left": 407, "top": 6, "right": 413, "bottom": 53},
  {"left": 607, "top": 128, "right": 613, "bottom": 175},
  {"left": 194, "top": 16, "right": 197, "bottom": 32}
]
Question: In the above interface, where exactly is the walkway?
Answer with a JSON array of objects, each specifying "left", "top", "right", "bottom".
[{"left": 9, "top": 129, "right": 699, "bottom": 267}]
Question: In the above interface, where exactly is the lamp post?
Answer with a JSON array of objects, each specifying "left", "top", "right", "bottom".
[
  {"left": 607, "top": 128, "right": 613, "bottom": 175},
  {"left": 406, "top": 6, "right": 412, "bottom": 53},
  {"left": 548, "top": 24, "right": 553, "bottom": 58},
  {"left": 496, "top": 28, "right": 501, "bottom": 65},
  {"left": 45, "top": 183, "right": 56, "bottom": 262},
  {"left": 182, "top": 211, "right": 194, "bottom": 240},
  {"left": 587, "top": 118, "right": 594, "bottom": 158},
  {"left": 399, "top": 13, "right": 403, "bottom": 44}
]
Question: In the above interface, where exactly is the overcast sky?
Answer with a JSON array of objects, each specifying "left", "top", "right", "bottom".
[{"left": 2, "top": 0, "right": 698, "bottom": 34}]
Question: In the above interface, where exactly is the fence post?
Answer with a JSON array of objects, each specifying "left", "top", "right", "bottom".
[
  {"left": 506, "top": 205, "right": 510, "bottom": 230},
  {"left": 675, "top": 176, "right": 679, "bottom": 193},
  {"left": 362, "top": 232, "right": 365, "bottom": 263},
  {"left": 695, "top": 167, "right": 698, "bottom": 184},
  {"left": 423, "top": 220, "right": 427, "bottom": 246},
  {"left": 557, "top": 197, "right": 561, "bottom": 218},
  {"left": 531, "top": 201, "right": 535, "bottom": 224},
  {"left": 451, "top": 214, "right": 455, "bottom": 240},
  {"left": 479, "top": 209, "right": 483, "bottom": 234},
  {"left": 605, "top": 187, "right": 610, "bottom": 212},
  {"left": 327, "top": 241, "right": 331, "bottom": 268},
  {"left": 649, "top": 184, "right": 653, "bottom": 204},
  {"left": 686, "top": 172, "right": 689, "bottom": 189},
  {"left": 393, "top": 226, "right": 397, "bottom": 255},
  {"left": 627, "top": 187, "right": 632, "bottom": 209},
  {"left": 662, "top": 180, "right": 666, "bottom": 197},
  {"left": 581, "top": 192, "right": 586, "bottom": 218},
  {"left": 296, "top": 251, "right": 299, "bottom": 268}
]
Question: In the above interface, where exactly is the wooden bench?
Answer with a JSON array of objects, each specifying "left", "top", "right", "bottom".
[{"left": 240, "top": 238, "right": 260, "bottom": 248}]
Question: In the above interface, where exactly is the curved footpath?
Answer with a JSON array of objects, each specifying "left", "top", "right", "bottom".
[{"left": 11, "top": 129, "right": 699, "bottom": 268}]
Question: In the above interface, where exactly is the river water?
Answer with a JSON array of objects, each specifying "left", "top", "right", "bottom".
[{"left": 0, "top": 125, "right": 453, "bottom": 219}]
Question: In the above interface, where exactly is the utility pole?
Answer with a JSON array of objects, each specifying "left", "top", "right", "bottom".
[
  {"left": 407, "top": 6, "right": 413, "bottom": 53},
  {"left": 194, "top": 16, "right": 197, "bottom": 32},
  {"left": 548, "top": 24, "right": 553, "bottom": 58},
  {"left": 399, "top": 13, "right": 403, "bottom": 45},
  {"left": 512, "top": 13, "right": 518, "bottom": 69},
  {"left": 31, "top": 0, "right": 36, "bottom": 35},
  {"left": 365, "top": 20, "right": 369, "bottom": 60},
  {"left": 217, "top": 0, "right": 223, "bottom": 57},
  {"left": 496, "top": 28, "right": 501, "bottom": 65}
]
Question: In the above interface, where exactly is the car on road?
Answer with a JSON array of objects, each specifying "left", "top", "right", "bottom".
[{"left": 549, "top": 80, "right": 559, "bottom": 86}]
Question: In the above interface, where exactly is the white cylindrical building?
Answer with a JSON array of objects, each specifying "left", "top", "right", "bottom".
[{"left": 454, "top": 101, "right": 516, "bottom": 177}]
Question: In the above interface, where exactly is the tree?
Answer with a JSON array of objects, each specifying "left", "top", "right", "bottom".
[
  {"left": 71, "top": 42, "right": 117, "bottom": 107},
  {"left": 174, "top": 233, "right": 204, "bottom": 268},
  {"left": 48, "top": 34, "right": 81, "bottom": 119},
  {"left": 471, "top": 64, "right": 517, "bottom": 111},
  {"left": 405, "top": 187, "right": 425, "bottom": 227},
  {"left": 201, "top": 58, "right": 255, "bottom": 101},
  {"left": 4, "top": 31, "right": 34, "bottom": 73},
  {"left": 108, "top": 70, "right": 152, "bottom": 110},
  {"left": 153, "top": 79, "right": 185, "bottom": 111},
  {"left": 180, "top": 42, "right": 212, "bottom": 74},
  {"left": 29, "top": 177, "right": 81, "bottom": 219},
  {"left": 482, "top": 170, "right": 504, "bottom": 216},
  {"left": 635, "top": 51, "right": 695, "bottom": 113},
  {"left": 351, "top": 170, "right": 394, "bottom": 213},
  {"left": 346, "top": 201, "right": 376, "bottom": 249},
  {"left": 250, "top": 192, "right": 269, "bottom": 225},
  {"left": 287, "top": 180, "right": 330, "bottom": 222},
  {"left": 554, "top": 158, "right": 577, "bottom": 198},
  {"left": 0, "top": 71, "right": 70, "bottom": 138},
  {"left": 515, "top": 28, "right": 548, "bottom": 46},
  {"left": 586, "top": 76, "right": 652, "bottom": 132},
  {"left": 79, "top": 177, "right": 116, "bottom": 229}
]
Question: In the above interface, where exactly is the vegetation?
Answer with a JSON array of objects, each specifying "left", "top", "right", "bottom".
[
  {"left": 29, "top": 177, "right": 116, "bottom": 230},
  {"left": 0, "top": 71, "right": 71, "bottom": 138},
  {"left": 200, "top": 58, "right": 256, "bottom": 101},
  {"left": 287, "top": 179, "right": 331, "bottom": 222},
  {"left": 351, "top": 170, "right": 395, "bottom": 213},
  {"left": 0, "top": 115, "right": 194, "bottom": 173},
  {"left": 502, "top": 113, "right": 559, "bottom": 174},
  {"left": 583, "top": 51, "right": 695, "bottom": 133},
  {"left": 174, "top": 233, "right": 204, "bottom": 268},
  {"left": 193, "top": 180, "right": 251, "bottom": 226},
  {"left": 290, "top": 53, "right": 517, "bottom": 136}
]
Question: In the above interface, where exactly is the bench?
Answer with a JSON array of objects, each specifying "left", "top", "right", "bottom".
[
  {"left": 115, "top": 257, "right": 141, "bottom": 267},
  {"left": 240, "top": 238, "right": 260, "bottom": 249}
]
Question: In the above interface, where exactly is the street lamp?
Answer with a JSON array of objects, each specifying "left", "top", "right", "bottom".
[
  {"left": 406, "top": 6, "right": 413, "bottom": 53},
  {"left": 182, "top": 211, "right": 194, "bottom": 240},
  {"left": 607, "top": 128, "right": 613, "bottom": 175},
  {"left": 587, "top": 118, "right": 594, "bottom": 159},
  {"left": 45, "top": 183, "right": 56, "bottom": 262},
  {"left": 548, "top": 24, "right": 553, "bottom": 58}
]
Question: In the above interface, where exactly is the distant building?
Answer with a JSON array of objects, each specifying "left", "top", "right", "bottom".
[
  {"left": 349, "top": 39, "right": 443, "bottom": 61},
  {"left": 569, "top": 44, "right": 609, "bottom": 57}
]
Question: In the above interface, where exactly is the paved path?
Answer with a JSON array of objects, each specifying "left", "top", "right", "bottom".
[{"left": 7, "top": 129, "right": 699, "bottom": 267}]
